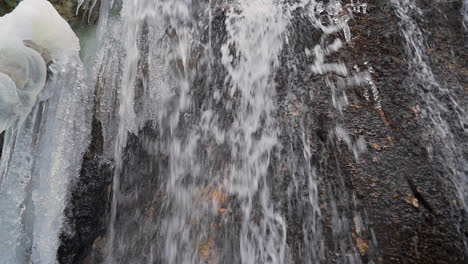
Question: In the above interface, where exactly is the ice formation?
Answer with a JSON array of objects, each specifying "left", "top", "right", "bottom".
[
  {"left": 0, "top": 1, "right": 90, "bottom": 263},
  {"left": 0, "top": 38, "right": 47, "bottom": 132},
  {"left": 0, "top": 0, "right": 80, "bottom": 61},
  {"left": 0, "top": 0, "right": 80, "bottom": 132}
]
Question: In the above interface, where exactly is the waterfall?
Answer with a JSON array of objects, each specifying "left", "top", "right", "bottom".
[
  {"left": 219, "top": 1, "right": 289, "bottom": 263},
  {"left": 1, "top": 0, "right": 467, "bottom": 263},
  {"left": 92, "top": 0, "right": 292, "bottom": 262},
  {"left": 94, "top": 1, "right": 369, "bottom": 263}
]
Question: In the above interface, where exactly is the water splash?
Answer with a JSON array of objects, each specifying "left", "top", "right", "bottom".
[
  {"left": 88, "top": 0, "right": 293, "bottom": 263},
  {"left": 221, "top": 1, "right": 290, "bottom": 262}
]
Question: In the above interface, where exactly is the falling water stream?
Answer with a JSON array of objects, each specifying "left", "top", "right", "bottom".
[{"left": 0, "top": 0, "right": 467, "bottom": 263}]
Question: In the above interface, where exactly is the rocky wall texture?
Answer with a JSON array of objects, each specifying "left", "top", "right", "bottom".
[{"left": 14, "top": 0, "right": 466, "bottom": 263}]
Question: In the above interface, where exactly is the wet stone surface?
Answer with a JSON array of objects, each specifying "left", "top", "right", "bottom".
[
  {"left": 57, "top": 1, "right": 467, "bottom": 263},
  {"left": 57, "top": 117, "right": 113, "bottom": 264}
]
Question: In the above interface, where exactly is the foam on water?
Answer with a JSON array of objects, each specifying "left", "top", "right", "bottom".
[{"left": 221, "top": 1, "right": 290, "bottom": 262}]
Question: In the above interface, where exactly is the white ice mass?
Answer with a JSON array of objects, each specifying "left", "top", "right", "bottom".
[
  {"left": 0, "top": 0, "right": 80, "bottom": 132},
  {"left": 0, "top": 2, "right": 87, "bottom": 262}
]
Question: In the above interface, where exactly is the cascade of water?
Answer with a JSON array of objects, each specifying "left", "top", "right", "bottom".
[
  {"left": 294, "top": 1, "right": 374, "bottom": 263},
  {"left": 91, "top": 0, "right": 293, "bottom": 263},
  {"left": 82, "top": 0, "right": 182, "bottom": 262},
  {"left": 76, "top": 0, "right": 100, "bottom": 24},
  {"left": 220, "top": 1, "right": 290, "bottom": 263},
  {"left": 105, "top": 2, "right": 144, "bottom": 261},
  {"left": 391, "top": 0, "right": 468, "bottom": 213},
  {"left": 95, "top": 1, "right": 169, "bottom": 262},
  {"left": 2, "top": 0, "right": 468, "bottom": 262},
  {"left": 156, "top": 1, "right": 212, "bottom": 263}
]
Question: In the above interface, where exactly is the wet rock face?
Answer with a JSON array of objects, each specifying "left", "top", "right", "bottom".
[
  {"left": 57, "top": 117, "right": 113, "bottom": 264},
  {"left": 48, "top": 0, "right": 76, "bottom": 22},
  {"left": 58, "top": 1, "right": 467, "bottom": 263},
  {"left": 51, "top": 0, "right": 100, "bottom": 25},
  {"left": 275, "top": 1, "right": 467, "bottom": 263}
]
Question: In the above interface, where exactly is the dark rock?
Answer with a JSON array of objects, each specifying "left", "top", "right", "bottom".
[
  {"left": 57, "top": 117, "right": 113, "bottom": 264},
  {"left": 58, "top": 1, "right": 468, "bottom": 263},
  {"left": 0, "top": 0, "right": 18, "bottom": 16},
  {"left": 274, "top": 1, "right": 467, "bottom": 263}
]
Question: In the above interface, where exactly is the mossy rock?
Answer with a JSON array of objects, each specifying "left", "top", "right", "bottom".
[
  {"left": 48, "top": 0, "right": 78, "bottom": 22},
  {"left": 0, "top": 0, "right": 18, "bottom": 16},
  {"left": 0, "top": 0, "right": 78, "bottom": 22}
]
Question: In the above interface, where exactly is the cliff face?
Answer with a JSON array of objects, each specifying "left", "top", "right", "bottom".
[
  {"left": 60, "top": 1, "right": 467, "bottom": 263},
  {"left": 275, "top": 1, "right": 467, "bottom": 263},
  {"left": 3, "top": 0, "right": 466, "bottom": 263}
]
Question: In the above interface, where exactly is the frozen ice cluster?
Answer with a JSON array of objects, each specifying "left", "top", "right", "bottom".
[{"left": 0, "top": 0, "right": 80, "bottom": 132}]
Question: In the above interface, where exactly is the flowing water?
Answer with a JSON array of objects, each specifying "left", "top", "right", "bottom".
[
  {"left": 1, "top": 0, "right": 467, "bottom": 263},
  {"left": 95, "top": 1, "right": 292, "bottom": 262},
  {"left": 391, "top": 0, "right": 468, "bottom": 213}
]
